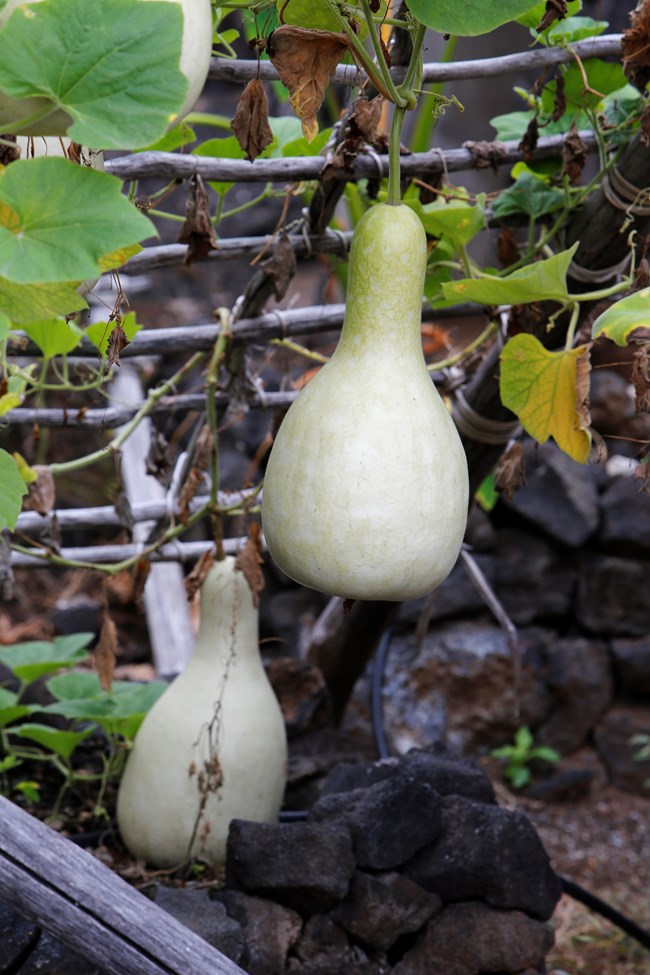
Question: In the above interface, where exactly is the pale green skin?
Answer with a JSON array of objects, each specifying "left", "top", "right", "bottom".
[
  {"left": 262, "top": 203, "right": 469, "bottom": 602},
  {"left": 116, "top": 557, "right": 288, "bottom": 868},
  {"left": 0, "top": 0, "right": 213, "bottom": 137}
]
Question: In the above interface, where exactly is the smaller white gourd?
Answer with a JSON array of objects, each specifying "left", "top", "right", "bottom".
[
  {"left": 0, "top": 0, "right": 213, "bottom": 137},
  {"left": 261, "top": 203, "right": 469, "bottom": 602},
  {"left": 16, "top": 136, "right": 104, "bottom": 295},
  {"left": 116, "top": 556, "right": 288, "bottom": 868}
]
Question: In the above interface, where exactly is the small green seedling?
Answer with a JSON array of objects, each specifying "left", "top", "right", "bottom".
[{"left": 491, "top": 726, "right": 561, "bottom": 789}]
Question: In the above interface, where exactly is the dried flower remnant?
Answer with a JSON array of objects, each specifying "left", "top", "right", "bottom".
[
  {"left": 178, "top": 173, "right": 218, "bottom": 265},
  {"left": 230, "top": 79, "right": 274, "bottom": 162}
]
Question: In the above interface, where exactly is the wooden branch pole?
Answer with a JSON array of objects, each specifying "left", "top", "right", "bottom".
[{"left": 0, "top": 796, "right": 246, "bottom": 975}]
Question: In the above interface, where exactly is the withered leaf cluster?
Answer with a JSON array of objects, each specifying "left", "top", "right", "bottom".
[
  {"left": 494, "top": 442, "right": 526, "bottom": 501},
  {"left": 518, "top": 117, "right": 539, "bottom": 164},
  {"left": 178, "top": 173, "right": 218, "bottom": 265},
  {"left": 535, "top": 0, "right": 568, "bottom": 33},
  {"left": 562, "top": 125, "right": 588, "bottom": 184},
  {"left": 234, "top": 522, "right": 265, "bottom": 607},
  {"left": 322, "top": 96, "right": 383, "bottom": 181},
  {"left": 632, "top": 344, "right": 650, "bottom": 413},
  {"left": 22, "top": 465, "right": 56, "bottom": 516},
  {"left": 266, "top": 25, "right": 349, "bottom": 142},
  {"left": 462, "top": 140, "right": 508, "bottom": 171},
  {"left": 185, "top": 548, "right": 215, "bottom": 601},
  {"left": 231, "top": 78, "right": 274, "bottom": 162},
  {"left": 95, "top": 609, "right": 118, "bottom": 692},
  {"left": 622, "top": 0, "right": 650, "bottom": 90},
  {"left": 261, "top": 231, "right": 297, "bottom": 301}
]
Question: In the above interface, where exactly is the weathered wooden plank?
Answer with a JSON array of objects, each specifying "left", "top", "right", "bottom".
[{"left": 0, "top": 796, "right": 246, "bottom": 975}]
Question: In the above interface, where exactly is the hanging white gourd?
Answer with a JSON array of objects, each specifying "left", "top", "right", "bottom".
[
  {"left": 116, "top": 555, "right": 288, "bottom": 868},
  {"left": 261, "top": 202, "right": 469, "bottom": 602}
]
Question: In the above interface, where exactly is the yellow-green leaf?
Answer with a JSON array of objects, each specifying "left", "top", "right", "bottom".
[
  {"left": 12, "top": 451, "right": 38, "bottom": 485},
  {"left": 97, "top": 243, "right": 143, "bottom": 274},
  {"left": 0, "top": 392, "right": 21, "bottom": 416},
  {"left": 591, "top": 289, "right": 650, "bottom": 347},
  {"left": 500, "top": 333, "right": 592, "bottom": 463}
]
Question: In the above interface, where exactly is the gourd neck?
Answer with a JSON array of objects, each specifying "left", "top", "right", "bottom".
[{"left": 192, "top": 558, "right": 260, "bottom": 667}]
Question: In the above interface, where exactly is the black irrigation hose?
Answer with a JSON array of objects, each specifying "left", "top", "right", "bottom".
[{"left": 370, "top": 626, "right": 650, "bottom": 954}]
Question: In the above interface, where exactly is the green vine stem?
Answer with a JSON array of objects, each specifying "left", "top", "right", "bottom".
[
  {"left": 427, "top": 320, "right": 498, "bottom": 372},
  {"left": 388, "top": 105, "right": 406, "bottom": 205}
]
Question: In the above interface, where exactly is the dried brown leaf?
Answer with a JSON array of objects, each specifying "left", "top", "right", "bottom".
[
  {"left": 266, "top": 26, "right": 349, "bottom": 143},
  {"left": 195, "top": 423, "right": 215, "bottom": 471},
  {"left": 106, "top": 323, "right": 130, "bottom": 368},
  {"left": 634, "top": 256, "right": 650, "bottom": 291},
  {"left": 145, "top": 430, "right": 170, "bottom": 483},
  {"left": 231, "top": 78, "right": 274, "bottom": 162},
  {"left": 22, "top": 465, "right": 56, "bottom": 515},
  {"left": 496, "top": 227, "right": 521, "bottom": 268},
  {"left": 95, "top": 611, "right": 118, "bottom": 692},
  {"left": 178, "top": 467, "right": 205, "bottom": 524},
  {"left": 185, "top": 548, "right": 215, "bottom": 601},
  {"left": 622, "top": 0, "right": 650, "bottom": 90},
  {"left": 635, "top": 460, "right": 650, "bottom": 494},
  {"left": 575, "top": 343, "right": 592, "bottom": 433},
  {"left": 132, "top": 558, "right": 151, "bottom": 611},
  {"left": 631, "top": 343, "right": 650, "bottom": 413},
  {"left": 536, "top": 0, "right": 568, "bottom": 33},
  {"left": 1, "top": 135, "right": 19, "bottom": 166},
  {"left": 551, "top": 72, "right": 566, "bottom": 122},
  {"left": 178, "top": 173, "right": 218, "bottom": 265},
  {"left": 494, "top": 442, "right": 527, "bottom": 501},
  {"left": 349, "top": 95, "right": 382, "bottom": 143},
  {"left": 261, "top": 231, "right": 297, "bottom": 301},
  {"left": 518, "top": 117, "right": 539, "bottom": 163},
  {"left": 562, "top": 124, "right": 587, "bottom": 184},
  {"left": 234, "top": 522, "right": 265, "bottom": 607}
]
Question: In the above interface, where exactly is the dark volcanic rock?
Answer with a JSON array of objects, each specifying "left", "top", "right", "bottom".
[
  {"left": 576, "top": 555, "right": 650, "bottom": 636},
  {"left": 392, "top": 901, "right": 555, "bottom": 975},
  {"left": 309, "top": 773, "right": 444, "bottom": 870},
  {"left": 599, "top": 475, "right": 650, "bottom": 556},
  {"left": 287, "top": 914, "right": 384, "bottom": 974},
  {"left": 610, "top": 636, "right": 650, "bottom": 695},
  {"left": 0, "top": 901, "right": 42, "bottom": 973},
  {"left": 401, "top": 796, "right": 562, "bottom": 920},
  {"left": 500, "top": 441, "right": 600, "bottom": 548},
  {"left": 212, "top": 890, "right": 302, "bottom": 975},
  {"left": 536, "top": 636, "right": 613, "bottom": 753},
  {"left": 594, "top": 710, "right": 650, "bottom": 796},
  {"left": 154, "top": 886, "right": 244, "bottom": 962},
  {"left": 316, "top": 747, "right": 495, "bottom": 807},
  {"left": 19, "top": 930, "right": 102, "bottom": 975},
  {"left": 330, "top": 870, "right": 442, "bottom": 950},
  {"left": 226, "top": 820, "right": 355, "bottom": 914}
]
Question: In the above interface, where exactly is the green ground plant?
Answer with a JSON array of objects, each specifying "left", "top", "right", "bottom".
[{"left": 491, "top": 726, "right": 561, "bottom": 789}]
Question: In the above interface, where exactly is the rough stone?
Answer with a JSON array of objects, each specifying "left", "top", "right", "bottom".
[
  {"left": 391, "top": 901, "right": 555, "bottom": 975},
  {"left": 382, "top": 621, "right": 554, "bottom": 755},
  {"left": 576, "top": 555, "right": 650, "bottom": 636},
  {"left": 610, "top": 637, "right": 650, "bottom": 695},
  {"left": 330, "top": 870, "right": 442, "bottom": 950},
  {"left": 154, "top": 886, "right": 244, "bottom": 962},
  {"left": 397, "top": 530, "right": 575, "bottom": 629},
  {"left": 226, "top": 820, "right": 355, "bottom": 914},
  {"left": 19, "top": 930, "right": 102, "bottom": 975},
  {"left": 536, "top": 636, "right": 614, "bottom": 753},
  {"left": 0, "top": 901, "right": 42, "bottom": 972},
  {"left": 593, "top": 710, "right": 650, "bottom": 796},
  {"left": 287, "top": 914, "right": 384, "bottom": 974},
  {"left": 309, "top": 773, "right": 444, "bottom": 870},
  {"left": 599, "top": 475, "right": 650, "bottom": 557},
  {"left": 500, "top": 441, "right": 600, "bottom": 548},
  {"left": 266, "top": 657, "right": 332, "bottom": 737},
  {"left": 401, "top": 796, "right": 562, "bottom": 921},
  {"left": 212, "top": 889, "right": 302, "bottom": 975}
]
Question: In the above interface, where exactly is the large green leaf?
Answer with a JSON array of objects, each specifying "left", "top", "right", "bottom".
[
  {"left": 541, "top": 60, "right": 627, "bottom": 116},
  {"left": 0, "top": 688, "right": 33, "bottom": 729},
  {"left": 0, "top": 0, "right": 187, "bottom": 149},
  {"left": 411, "top": 197, "right": 486, "bottom": 249},
  {"left": 0, "top": 633, "right": 93, "bottom": 684},
  {"left": 500, "top": 334, "right": 592, "bottom": 462},
  {"left": 0, "top": 158, "right": 154, "bottom": 284},
  {"left": 592, "top": 289, "right": 650, "bottom": 346},
  {"left": 45, "top": 672, "right": 168, "bottom": 738},
  {"left": 492, "top": 173, "right": 565, "bottom": 220},
  {"left": 442, "top": 244, "right": 578, "bottom": 305},
  {"left": 0, "top": 276, "right": 87, "bottom": 323},
  {"left": 22, "top": 318, "right": 84, "bottom": 357},
  {"left": 8, "top": 722, "right": 94, "bottom": 760},
  {"left": 407, "top": 0, "right": 539, "bottom": 36},
  {"left": 0, "top": 447, "right": 27, "bottom": 530}
]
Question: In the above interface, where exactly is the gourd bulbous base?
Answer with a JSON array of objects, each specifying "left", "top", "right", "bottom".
[
  {"left": 261, "top": 203, "right": 469, "bottom": 602},
  {"left": 116, "top": 556, "right": 287, "bottom": 868}
]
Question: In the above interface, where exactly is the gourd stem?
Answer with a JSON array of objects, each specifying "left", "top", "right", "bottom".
[{"left": 388, "top": 106, "right": 406, "bottom": 206}]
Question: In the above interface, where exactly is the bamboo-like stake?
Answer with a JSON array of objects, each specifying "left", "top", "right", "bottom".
[
  {"left": 10, "top": 538, "right": 245, "bottom": 568},
  {"left": 207, "top": 35, "right": 622, "bottom": 85},
  {"left": 105, "top": 132, "right": 598, "bottom": 184}
]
